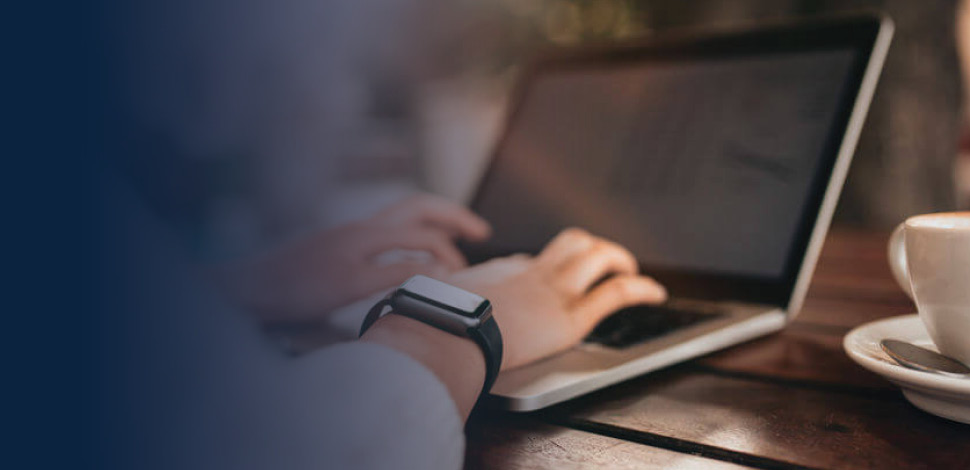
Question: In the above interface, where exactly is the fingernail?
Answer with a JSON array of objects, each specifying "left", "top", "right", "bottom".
[
  {"left": 478, "top": 222, "right": 493, "bottom": 239},
  {"left": 654, "top": 283, "right": 668, "bottom": 300}
]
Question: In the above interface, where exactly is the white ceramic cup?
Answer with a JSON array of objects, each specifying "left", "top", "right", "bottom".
[{"left": 888, "top": 211, "right": 970, "bottom": 365}]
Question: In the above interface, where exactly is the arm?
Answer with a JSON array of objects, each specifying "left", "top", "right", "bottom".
[
  {"left": 362, "top": 228, "right": 667, "bottom": 420},
  {"left": 111, "top": 181, "right": 658, "bottom": 468},
  {"left": 213, "top": 194, "right": 491, "bottom": 323},
  {"left": 362, "top": 315, "right": 486, "bottom": 419},
  {"left": 110, "top": 197, "right": 471, "bottom": 470}
]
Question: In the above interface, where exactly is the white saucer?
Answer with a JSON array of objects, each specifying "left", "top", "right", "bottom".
[{"left": 844, "top": 314, "right": 970, "bottom": 424}]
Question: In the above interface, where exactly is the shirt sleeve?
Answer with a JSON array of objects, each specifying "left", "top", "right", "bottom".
[
  {"left": 285, "top": 342, "right": 466, "bottom": 470},
  {"left": 102, "top": 182, "right": 464, "bottom": 470}
]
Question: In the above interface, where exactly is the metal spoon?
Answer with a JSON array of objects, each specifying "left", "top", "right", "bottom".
[{"left": 881, "top": 339, "right": 970, "bottom": 377}]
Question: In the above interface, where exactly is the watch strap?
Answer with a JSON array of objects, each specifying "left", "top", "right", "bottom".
[
  {"left": 468, "top": 315, "right": 503, "bottom": 396},
  {"left": 358, "top": 294, "right": 503, "bottom": 398},
  {"left": 359, "top": 296, "right": 391, "bottom": 337}
]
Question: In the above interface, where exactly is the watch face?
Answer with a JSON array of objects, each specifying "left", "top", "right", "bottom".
[{"left": 401, "top": 275, "right": 486, "bottom": 317}]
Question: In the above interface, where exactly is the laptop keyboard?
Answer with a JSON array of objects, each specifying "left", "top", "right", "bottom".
[{"left": 584, "top": 304, "right": 725, "bottom": 349}]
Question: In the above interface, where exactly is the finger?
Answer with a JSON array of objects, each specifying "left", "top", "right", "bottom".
[
  {"left": 555, "top": 240, "right": 639, "bottom": 294},
  {"left": 362, "top": 227, "right": 468, "bottom": 269},
  {"left": 536, "top": 227, "right": 595, "bottom": 268},
  {"left": 572, "top": 275, "right": 668, "bottom": 331},
  {"left": 377, "top": 194, "right": 492, "bottom": 241}
]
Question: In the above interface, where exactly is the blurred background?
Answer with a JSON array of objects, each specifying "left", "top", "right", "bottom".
[{"left": 117, "top": 0, "right": 970, "bottom": 260}]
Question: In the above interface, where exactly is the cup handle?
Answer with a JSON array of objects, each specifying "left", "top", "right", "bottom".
[{"left": 888, "top": 223, "right": 914, "bottom": 300}]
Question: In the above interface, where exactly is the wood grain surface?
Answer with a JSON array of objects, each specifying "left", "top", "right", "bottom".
[
  {"left": 552, "top": 370, "right": 969, "bottom": 470},
  {"left": 465, "top": 413, "right": 751, "bottom": 470},
  {"left": 466, "top": 229, "right": 970, "bottom": 470}
]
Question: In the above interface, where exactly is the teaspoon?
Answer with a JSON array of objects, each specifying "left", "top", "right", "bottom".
[{"left": 881, "top": 339, "right": 970, "bottom": 377}]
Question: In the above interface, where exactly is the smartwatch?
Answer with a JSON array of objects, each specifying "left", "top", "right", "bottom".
[{"left": 359, "top": 275, "right": 503, "bottom": 397}]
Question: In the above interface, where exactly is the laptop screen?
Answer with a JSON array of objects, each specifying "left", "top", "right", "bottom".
[{"left": 465, "top": 19, "right": 883, "bottom": 305}]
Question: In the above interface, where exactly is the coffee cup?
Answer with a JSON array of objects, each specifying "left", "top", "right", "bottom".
[{"left": 888, "top": 211, "right": 970, "bottom": 365}]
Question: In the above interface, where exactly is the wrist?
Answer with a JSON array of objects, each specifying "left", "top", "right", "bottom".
[{"left": 361, "top": 314, "right": 486, "bottom": 420}]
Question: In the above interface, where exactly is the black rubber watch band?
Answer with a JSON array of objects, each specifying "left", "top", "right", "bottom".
[
  {"left": 358, "top": 290, "right": 503, "bottom": 398},
  {"left": 468, "top": 315, "right": 503, "bottom": 395},
  {"left": 359, "top": 297, "right": 392, "bottom": 337}
]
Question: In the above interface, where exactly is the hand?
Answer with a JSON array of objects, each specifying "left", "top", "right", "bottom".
[
  {"left": 445, "top": 228, "right": 667, "bottom": 370},
  {"left": 362, "top": 227, "right": 666, "bottom": 420},
  {"left": 216, "top": 194, "right": 491, "bottom": 322}
]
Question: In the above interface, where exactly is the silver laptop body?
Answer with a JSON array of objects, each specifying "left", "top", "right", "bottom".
[{"left": 464, "top": 15, "right": 894, "bottom": 411}]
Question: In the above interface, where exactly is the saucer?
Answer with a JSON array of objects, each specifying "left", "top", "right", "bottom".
[{"left": 844, "top": 314, "right": 970, "bottom": 424}]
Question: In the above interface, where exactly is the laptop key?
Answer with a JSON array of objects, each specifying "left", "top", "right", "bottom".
[{"left": 584, "top": 304, "right": 724, "bottom": 349}]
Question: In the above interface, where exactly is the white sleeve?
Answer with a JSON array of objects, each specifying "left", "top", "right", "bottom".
[
  {"left": 276, "top": 342, "right": 466, "bottom": 470},
  {"left": 105, "top": 185, "right": 464, "bottom": 470}
]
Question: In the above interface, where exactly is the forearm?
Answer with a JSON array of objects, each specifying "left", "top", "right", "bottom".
[{"left": 361, "top": 315, "right": 486, "bottom": 420}]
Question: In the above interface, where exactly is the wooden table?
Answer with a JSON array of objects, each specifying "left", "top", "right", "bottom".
[{"left": 465, "top": 229, "right": 970, "bottom": 470}]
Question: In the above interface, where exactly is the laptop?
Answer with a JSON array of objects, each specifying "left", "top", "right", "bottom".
[{"left": 459, "top": 15, "right": 893, "bottom": 411}]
